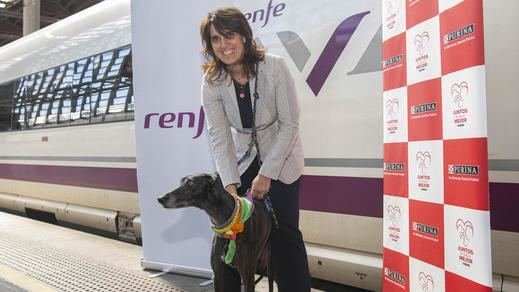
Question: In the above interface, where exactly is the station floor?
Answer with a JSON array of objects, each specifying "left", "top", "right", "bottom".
[{"left": 0, "top": 211, "right": 366, "bottom": 292}]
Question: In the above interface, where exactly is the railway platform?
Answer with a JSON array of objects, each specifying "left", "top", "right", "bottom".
[{"left": 0, "top": 211, "right": 368, "bottom": 292}]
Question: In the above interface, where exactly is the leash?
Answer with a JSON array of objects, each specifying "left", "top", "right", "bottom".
[{"left": 237, "top": 64, "right": 280, "bottom": 231}]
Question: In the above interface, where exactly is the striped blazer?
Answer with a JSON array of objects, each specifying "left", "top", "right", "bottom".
[{"left": 201, "top": 53, "right": 304, "bottom": 188}]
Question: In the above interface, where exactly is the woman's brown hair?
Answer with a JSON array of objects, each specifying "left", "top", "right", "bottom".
[{"left": 200, "top": 7, "right": 265, "bottom": 83}]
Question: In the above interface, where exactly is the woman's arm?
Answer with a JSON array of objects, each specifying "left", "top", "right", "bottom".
[
  {"left": 201, "top": 78, "right": 241, "bottom": 189},
  {"left": 258, "top": 57, "right": 300, "bottom": 181}
]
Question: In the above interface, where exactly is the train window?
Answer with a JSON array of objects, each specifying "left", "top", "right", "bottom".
[
  {"left": 1, "top": 45, "right": 134, "bottom": 132},
  {"left": 0, "top": 82, "right": 15, "bottom": 130}
]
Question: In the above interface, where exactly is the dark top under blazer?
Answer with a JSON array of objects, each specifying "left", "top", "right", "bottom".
[{"left": 201, "top": 53, "right": 304, "bottom": 188}]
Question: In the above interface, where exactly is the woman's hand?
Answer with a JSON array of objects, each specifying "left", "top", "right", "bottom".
[
  {"left": 251, "top": 175, "right": 271, "bottom": 199},
  {"left": 225, "top": 184, "right": 238, "bottom": 195}
]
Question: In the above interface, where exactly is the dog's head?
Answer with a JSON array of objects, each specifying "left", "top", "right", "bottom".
[{"left": 157, "top": 173, "right": 221, "bottom": 209}]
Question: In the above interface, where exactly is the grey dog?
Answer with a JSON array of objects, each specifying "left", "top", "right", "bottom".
[{"left": 157, "top": 173, "right": 273, "bottom": 292}]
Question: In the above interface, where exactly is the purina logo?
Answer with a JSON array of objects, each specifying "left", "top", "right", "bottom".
[
  {"left": 384, "top": 267, "right": 406, "bottom": 285},
  {"left": 444, "top": 24, "right": 475, "bottom": 45},
  {"left": 456, "top": 219, "right": 474, "bottom": 247},
  {"left": 416, "top": 151, "right": 431, "bottom": 175},
  {"left": 386, "top": 98, "right": 399, "bottom": 120},
  {"left": 414, "top": 32, "right": 430, "bottom": 57},
  {"left": 383, "top": 54, "right": 403, "bottom": 69},
  {"left": 384, "top": 163, "right": 405, "bottom": 171},
  {"left": 411, "top": 102, "right": 437, "bottom": 114},
  {"left": 418, "top": 272, "right": 435, "bottom": 292},
  {"left": 448, "top": 165, "right": 479, "bottom": 175},
  {"left": 412, "top": 222, "right": 439, "bottom": 237},
  {"left": 456, "top": 219, "right": 475, "bottom": 267}
]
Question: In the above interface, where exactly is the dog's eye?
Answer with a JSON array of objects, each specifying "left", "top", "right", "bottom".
[{"left": 188, "top": 181, "right": 194, "bottom": 186}]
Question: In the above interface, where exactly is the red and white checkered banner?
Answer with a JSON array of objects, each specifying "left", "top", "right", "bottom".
[{"left": 382, "top": 0, "right": 492, "bottom": 291}]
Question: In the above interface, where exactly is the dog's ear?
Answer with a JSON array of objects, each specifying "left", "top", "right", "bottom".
[{"left": 209, "top": 172, "right": 220, "bottom": 184}]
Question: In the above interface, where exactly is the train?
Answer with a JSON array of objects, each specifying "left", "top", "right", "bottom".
[{"left": 0, "top": 0, "right": 517, "bottom": 291}]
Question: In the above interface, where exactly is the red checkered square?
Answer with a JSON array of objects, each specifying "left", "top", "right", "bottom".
[
  {"left": 384, "top": 143, "right": 409, "bottom": 197},
  {"left": 445, "top": 271, "right": 492, "bottom": 292},
  {"left": 409, "top": 199, "right": 444, "bottom": 268},
  {"left": 384, "top": 32, "right": 407, "bottom": 91},
  {"left": 408, "top": 78, "right": 443, "bottom": 141},
  {"left": 444, "top": 138, "right": 489, "bottom": 210},
  {"left": 383, "top": 248, "right": 410, "bottom": 291},
  {"left": 406, "top": 0, "right": 438, "bottom": 29},
  {"left": 440, "top": 0, "right": 484, "bottom": 75}
]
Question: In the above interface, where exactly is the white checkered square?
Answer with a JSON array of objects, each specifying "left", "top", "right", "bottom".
[
  {"left": 439, "top": 0, "right": 464, "bottom": 13},
  {"left": 441, "top": 65, "right": 487, "bottom": 140},
  {"left": 383, "top": 195, "right": 410, "bottom": 256},
  {"left": 408, "top": 140, "right": 444, "bottom": 204},
  {"left": 406, "top": 16, "right": 441, "bottom": 86},
  {"left": 383, "top": 86, "right": 408, "bottom": 143},
  {"left": 444, "top": 204, "right": 492, "bottom": 287},
  {"left": 383, "top": 0, "right": 407, "bottom": 41},
  {"left": 410, "top": 257, "right": 446, "bottom": 292}
]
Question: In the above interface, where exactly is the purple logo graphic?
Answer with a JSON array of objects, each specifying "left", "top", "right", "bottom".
[
  {"left": 414, "top": 32, "right": 430, "bottom": 57},
  {"left": 386, "top": 98, "right": 399, "bottom": 120},
  {"left": 416, "top": 151, "right": 432, "bottom": 175},
  {"left": 418, "top": 272, "right": 434, "bottom": 292},
  {"left": 456, "top": 219, "right": 474, "bottom": 247},
  {"left": 451, "top": 82, "right": 468, "bottom": 108},
  {"left": 387, "top": 205, "right": 401, "bottom": 227},
  {"left": 243, "top": 0, "right": 286, "bottom": 28},
  {"left": 143, "top": 106, "right": 205, "bottom": 139},
  {"left": 305, "top": 11, "right": 370, "bottom": 96}
]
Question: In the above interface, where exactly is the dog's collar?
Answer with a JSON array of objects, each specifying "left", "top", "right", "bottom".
[
  {"left": 211, "top": 193, "right": 255, "bottom": 265},
  {"left": 211, "top": 193, "right": 242, "bottom": 233}
]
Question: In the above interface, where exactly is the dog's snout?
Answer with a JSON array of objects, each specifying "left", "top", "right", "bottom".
[{"left": 157, "top": 196, "right": 166, "bottom": 206}]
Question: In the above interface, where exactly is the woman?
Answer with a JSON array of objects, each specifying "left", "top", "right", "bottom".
[{"left": 200, "top": 7, "right": 311, "bottom": 292}]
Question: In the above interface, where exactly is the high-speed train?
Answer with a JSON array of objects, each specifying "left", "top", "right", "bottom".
[{"left": 0, "top": 0, "right": 517, "bottom": 291}]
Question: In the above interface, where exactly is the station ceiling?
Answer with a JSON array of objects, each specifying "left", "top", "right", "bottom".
[{"left": 0, "top": 0, "right": 103, "bottom": 47}]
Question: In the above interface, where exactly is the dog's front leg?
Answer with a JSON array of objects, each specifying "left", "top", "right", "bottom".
[
  {"left": 211, "top": 238, "right": 226, "bottom": 292},
  {"left": 240, "top": 264, "right": 257, "bottom": 292}
]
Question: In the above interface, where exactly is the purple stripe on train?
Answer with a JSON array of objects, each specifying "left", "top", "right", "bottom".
[
  {"left": 300, "top": 175, "right": 519, "bottom": 234},
  {"left": 0, "top": 164, "right": 137, "bottom": 193},
  {"left": 0, "top": 164, "right": 517, "bottom": 233}
]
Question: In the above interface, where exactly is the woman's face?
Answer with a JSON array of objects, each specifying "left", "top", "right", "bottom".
[{"left": 209, "top": 24, "right": 245, "bottom": 68}]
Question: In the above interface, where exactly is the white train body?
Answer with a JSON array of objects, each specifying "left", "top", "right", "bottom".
[{"left": 0, "top": 0, "right": 517, "bottom": 291}]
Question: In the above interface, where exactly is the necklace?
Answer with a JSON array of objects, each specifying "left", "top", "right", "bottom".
[
  {"left": 234, "top": 80, "right": 247, "bottom": 99},
  {"left": 238, "top": 83, "right": 246, "bottom": 98}
]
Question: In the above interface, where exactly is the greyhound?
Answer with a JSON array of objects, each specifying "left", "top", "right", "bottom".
[{"left": 157, "top": 173, "right": 273, "bottom": 292}]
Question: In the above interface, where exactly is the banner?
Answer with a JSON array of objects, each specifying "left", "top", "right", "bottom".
[
  {"left": 382, "top": 0, "right": 492, "bottom": 291},
  {"left": 132, "top": 0, "right": 232, "bottom": 277}
]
